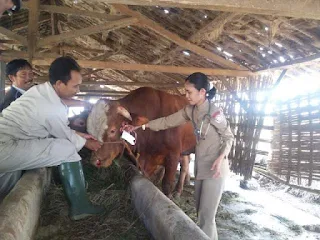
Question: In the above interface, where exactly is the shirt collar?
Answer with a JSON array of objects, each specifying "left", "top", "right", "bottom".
[
  {"left": 195, "top": 99, "right": 210, "bottom": 113},
  {"left": 12, "top": 85, "right": 26, "bottom": 94},
  {"left": 46, "top": 82, "right": 68, "bottom": 107}
]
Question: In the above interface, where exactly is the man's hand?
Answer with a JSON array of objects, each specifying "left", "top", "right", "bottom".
[
  {"left": 85, "top": 139, "right": 102, "bottom": 151},
  {"left": 76, "top": 131, "right": 97, "bottom": 140}
]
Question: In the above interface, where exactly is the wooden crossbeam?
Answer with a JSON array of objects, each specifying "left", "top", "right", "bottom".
[
  {"left": 38, "top": 17, "right": 138, "bottom": 47},
  {"left": 22, "top": 3, "right": 129, "bottom": 21},
  {"left": 103, "top": 0, "right": 320, "bottom": 20},
  {"left": 35, "top": 76, "right": 184, "bottom": 88},
  {"left": 0, "top": 56, "right": 253, "bottom": 77},
  {"left": 256, "top": 53, "right": 320, "bottom": 72},
  {"left": 77, "top": 90, "right": 129, "bottom": 96},
  {"left": 153, "top": 12, "right": 242, "bottom": 65},
  {"left": 113, "top": 4, "right": 244, "bottom": 70},
  {"left": 0, "top": 50, "right": 60, "bottom": 59},
  {"left": 0, "top": 27, "right": 27, "bottom": 46},
  {"left": 27, "top": 0, "right": 40, "bottom": 61},
  {"left": 190, "top": 12, "right": 241, "bottom": 44}
]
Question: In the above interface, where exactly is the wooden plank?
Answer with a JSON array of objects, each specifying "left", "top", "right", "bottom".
[
  {"left": 113, "top": 4, "right": 245, "bottom": 70},
  {"left": 190, "top": 12, "right": 241, "bottom": 44},
  {"left": 27, "top": 0, "right": 40, "bottom": 61},
  {"left": 308, "top": 94, "right": 314, "bottom": 186},
  {"left": 254, "top": 167, "right": 320, "bottom": 195},
  {"left": 0, "top": 62, "right": 5, "bottom": 104},
  {"left": 0, "top": 27, "right": 27, "bottom": 46},
  {"left": 286, "top": 102, "right": 292, "bottom": 184},
  {"left": 0, "top": 50, "right": 60, "bottom": 59},
  {"left": 38, "top": 17, "right": 138, "bottom": 47},
  {"left": 22, "top": 3, "right": 129, "bottom": 21},
  {"left": 0, "top": 55, "right": 253, "bottom": 77},
  {"left": 256, "top": 53, "right": 320, "bottom": 72},
  {"left": 35, "top": 76, "right": 184, "bottom": 88},
  {"left": 104, "top": 0, "right": 320, "bottom": 20}
]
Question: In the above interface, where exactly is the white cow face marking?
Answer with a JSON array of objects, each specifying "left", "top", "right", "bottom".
[{"left": 87, "top": 100, "right": 110, "bottom": 142}]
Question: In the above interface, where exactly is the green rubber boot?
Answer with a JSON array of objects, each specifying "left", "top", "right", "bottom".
[{"left": 58, "top": 161, "right": 105, "bottom": 220}]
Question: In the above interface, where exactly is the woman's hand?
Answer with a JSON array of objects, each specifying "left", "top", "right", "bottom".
[
  {"left": 122, "top": 125, "right": 141, "bottom": 132},
  {"left": 211, "top": 154, "right": 225, "bottom": 178}
]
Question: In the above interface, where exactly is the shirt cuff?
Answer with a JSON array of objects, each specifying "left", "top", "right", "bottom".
[{"left": 74, "top": 132, "right": 86, "bottom": 151}]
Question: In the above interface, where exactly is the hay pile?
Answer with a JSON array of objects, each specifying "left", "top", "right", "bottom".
[{"left": 34, "top": 160, "right": 151, "bottom": 240}]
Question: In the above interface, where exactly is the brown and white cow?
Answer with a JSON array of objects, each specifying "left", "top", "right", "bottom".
[{"left": 87, "top": 87, "right": 196, "bottom": 197}]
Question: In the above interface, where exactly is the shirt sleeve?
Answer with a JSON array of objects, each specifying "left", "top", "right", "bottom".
[
  {"left": 210, "top": 108, "right": 234, "bottom": 157},
  {"left": 148, "top": 107, "right": 190, "bottom": 131},
  {"left": 45, "top": 114, "right": 86, "bottom": 152}
]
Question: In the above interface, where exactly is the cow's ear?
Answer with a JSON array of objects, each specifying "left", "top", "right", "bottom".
[{"left": 130, "top": 113, "right": 149, "bottom": 126}]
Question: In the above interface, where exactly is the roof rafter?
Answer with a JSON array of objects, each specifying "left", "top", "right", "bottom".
[
  {"left": 102, "top": 0, "right": 320, "bottom": 20},
  {"left": 0, "top": 55, "right": 253, "bottom": 77},
  {"left": 38, "top": 17, "right": 138, "bottom": 47},
  {"left": 0, "top": 27, "right": 27, "bottom": 46},
  {"left": 22, "top": 3, "right": 129, "bottom": 21},
  {"left": 113, "top": 4, "right": 245, "bottom": 70}
]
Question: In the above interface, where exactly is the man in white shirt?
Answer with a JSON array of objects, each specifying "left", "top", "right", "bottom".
[{"left": 0, "top": 57, "right": 105, "bottom": 220}]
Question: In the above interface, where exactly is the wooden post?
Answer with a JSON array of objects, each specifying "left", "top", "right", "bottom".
[
  {"left": 0, "top": 61, "right": 5, "bottom": 104},
  {"left": 308, "top": 94, "right": 314, "bottom": 186},
  {"left": 297, "top": 97, "right": 302, "bottom": 185},
  {"left": 286, "top": 102, "right": 292, "bottom": 184}
]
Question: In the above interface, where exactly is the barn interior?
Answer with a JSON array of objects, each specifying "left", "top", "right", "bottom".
[{"left": 0, "top": 0, "right": 320, "bottom": 239}]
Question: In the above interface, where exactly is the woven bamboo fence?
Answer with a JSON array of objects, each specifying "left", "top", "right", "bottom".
[
  {"left": 270, "top": 91, "right": 320, "bottom": 186},
  {"left": 215, "top": 75, "right": 273, "bottom": 179}
]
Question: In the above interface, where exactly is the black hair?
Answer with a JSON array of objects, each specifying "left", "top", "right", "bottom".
[
  {"left": 185, "top": 72, "right": 216, "bottom": 100},
  {"left": 6, "top": 59, "right": 32, "bottom": 78},
  {"left": 49, "top": 56, "right": 81, "bottom": 85}
]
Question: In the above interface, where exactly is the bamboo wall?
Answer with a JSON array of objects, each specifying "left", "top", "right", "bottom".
[
  {"left": 215, "top": 75, "right": 273, "bottom": 179},
  {"left": 270, "top": 91, "right": 320, "bottom": 186}
]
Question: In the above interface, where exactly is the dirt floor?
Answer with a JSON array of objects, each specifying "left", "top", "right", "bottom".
[
  {"left": 176, "top": 172, "right": 320, "bottom": 240},
  {"left": 34, "top": 159, "right": 320, "bottom": 240}
]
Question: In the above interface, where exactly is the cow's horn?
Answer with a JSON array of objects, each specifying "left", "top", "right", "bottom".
[{"left": 117, "top": 106, "right": 132, "bottom": 121}]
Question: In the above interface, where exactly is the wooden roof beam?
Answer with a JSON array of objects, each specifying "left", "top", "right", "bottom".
[
  {"left": 38, "top": 17, "right": 138, "bottom": 47},
  {"left": 256, "top": 52, "right": 320, "bottom": 72},
  {"left": 153, "top": 12, "right": 243, "bottom": 66},
  {"left": 27, "top": 0, "right": 40, "bottom": 61},
  {"left": 0, "top": 56, "right": 253, "bottom": 77},
  {"left": 22, "top": 3, "right": 129, "bottom": 21},
  {"left": 103, "top": 0, "right": 320, "bottom": 20},
  {"left": 190, "top": 12, "right": 242, "bottom": 45},
  {"left": 35, "top": 76, "right": 184, "bottom": 88},
  {"left": 113, "top": 4, "right": 245, "bottom": 70},
  {"left": 0, "top": 27, "right": 27, "bottom": 46}
]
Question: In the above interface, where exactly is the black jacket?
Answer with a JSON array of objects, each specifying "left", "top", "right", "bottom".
[{"left": 0, "top": 86, "right": 22, "bottom": 112}]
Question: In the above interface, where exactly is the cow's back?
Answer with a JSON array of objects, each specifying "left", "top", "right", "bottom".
[
  {"left": 119, "top": 87, "right": 195, "bottom": 154},
  {"left": 119, "top": 87, "right": 188, "bottom": 119}
]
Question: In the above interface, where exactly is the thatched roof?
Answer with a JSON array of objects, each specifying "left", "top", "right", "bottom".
[{"left": 1, "top": 0, "right": 320, "bottom": 97}]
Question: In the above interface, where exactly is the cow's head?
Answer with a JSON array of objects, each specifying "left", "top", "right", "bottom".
[
  {"left": 87, "top": 99, "right": 148, "bottom": 168},
  {"left": 69, "top": 110, "right": 89, "bottom": 133}
]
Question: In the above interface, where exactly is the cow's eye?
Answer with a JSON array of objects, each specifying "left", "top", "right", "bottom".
[{"left": 110, "top": 129, "right": 116, "bottom": 134}]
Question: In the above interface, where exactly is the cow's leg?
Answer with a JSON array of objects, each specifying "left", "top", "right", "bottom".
[
  {"left": 150, "top": 165, "right": 165, "bottom": 186},
  {"left": 184, "top": 155, "right": 191, "bottom": 186},
  {"left": 162, "top": 153, "right": 180, "bottom": 198},
  {"left": 174, "top": 155, "right": 190, "bottom": 198}
]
